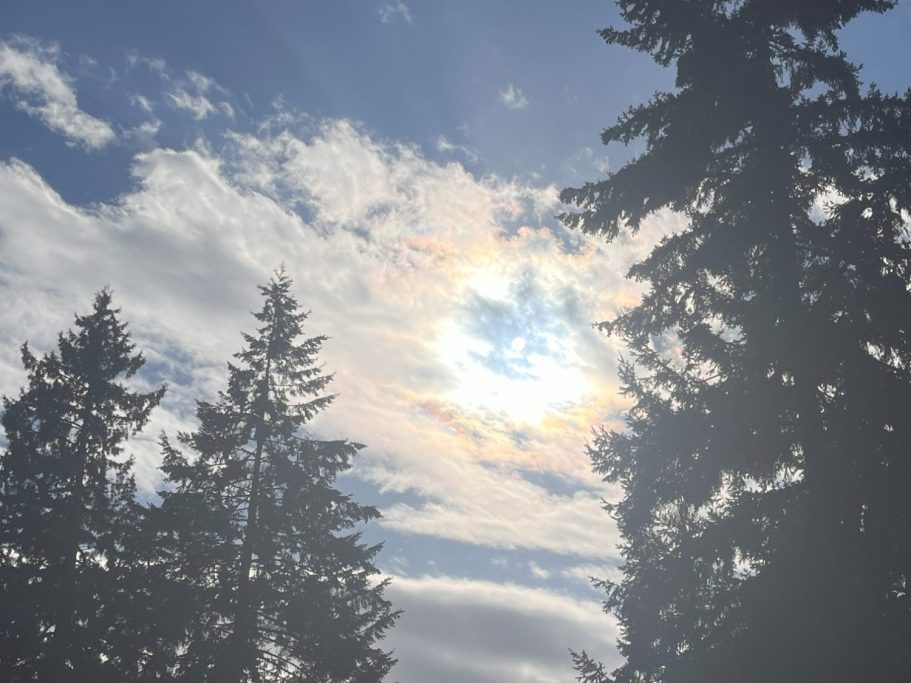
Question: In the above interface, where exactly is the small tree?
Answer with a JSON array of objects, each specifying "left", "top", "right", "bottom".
[
  {"left": 562, "top": 1, "right": 911, "bottom": 681},
  {"left": 155, "top": 271, "right": 397, "bottom": 682},
  {"left": 0, "top": 290, "right": 165, "bottom": 681}
]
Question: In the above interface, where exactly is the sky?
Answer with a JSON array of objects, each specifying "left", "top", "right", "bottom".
[{"left": 1, "top": 2, "right": 910, "bottom": 681}]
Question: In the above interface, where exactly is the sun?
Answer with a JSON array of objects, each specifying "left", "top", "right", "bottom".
[{"left": 434, "top": 273, "right": 589, "bottom": 425}]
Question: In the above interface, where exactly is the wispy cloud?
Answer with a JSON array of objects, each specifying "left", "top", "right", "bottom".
[
  {"left": 166, "top": 69, "right": 233, "bottom": 120},
  {"left": 0, "top": 36, "right": 116, "bottom": 149},
  {"left": 128, "top": 92, "right": 154, "bottom": 114},
  {"left": 126, "top": 52, "right": 168, "bottom": 77},
  {"left": 435, "top": 135, "right": 479, "bottom": 164},
  {"left": 561, "top": 146, "right": 611, "bottom": 180},
  {"left": 378, "top": 0, "right": 413, "bottom": 25},
  {"left": 499, "top": 83, "right": 529, "bottom": 111}
]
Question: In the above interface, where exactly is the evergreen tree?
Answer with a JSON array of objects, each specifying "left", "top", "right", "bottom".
[
  {"left": 0, "top": 290, "right": 165, "bottom": 681},
  {"left": 562, "top": 1, "right": 911, "bottom": 681},
  {"left": 154, "top": 271, "right": 397, "bottom": 682}
]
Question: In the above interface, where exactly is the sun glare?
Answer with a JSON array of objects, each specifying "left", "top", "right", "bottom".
[{"left": 434, "top": 274, "right": 589, "bottom": 425}]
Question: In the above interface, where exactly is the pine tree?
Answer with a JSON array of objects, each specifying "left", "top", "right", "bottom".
[
  {"left": 561, "top": 1, "right": 911, "bottom": 681},
  {"left": 0, "top": 290, "right": 165, "bottom": 681},
  {"left": 154, "top": 271, "right": 398, "bottom": 682}
]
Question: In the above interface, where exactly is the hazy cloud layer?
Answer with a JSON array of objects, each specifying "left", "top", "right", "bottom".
[{"left": 385, "top": 575, "right": 620, "bottom": 683}]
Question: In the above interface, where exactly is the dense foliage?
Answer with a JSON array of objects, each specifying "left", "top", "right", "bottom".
[
  {"left": 562, "top": 1, "right": 911, "bottom": 681},
  {"left": 153, "top": 272, "right": 398, "bottom": 682},
  {"left": 0, "top": 277, "right": 396, "bottom": 682},
  {"left": 0, "top": 291, "right": 165, "bottom": 681}
]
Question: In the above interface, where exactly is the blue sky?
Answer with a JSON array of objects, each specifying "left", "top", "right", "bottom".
[
  {"left": 1, "top": 2, "right": 910, "bottom": 681},
  {"left": 1, "top": 0, "right": 673, "bottom": 203}
]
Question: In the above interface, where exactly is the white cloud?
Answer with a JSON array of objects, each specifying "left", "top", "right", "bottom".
[
  {"left": 378, "top": 0, "right": 413, "bottom": 25},
  {"left": 528, "top": 561, "right": 552, "bottom": 580},
  {"left": 0, "top": 36, "right": 115, "bottom": 149},
  {"left": 126, "top": 52, "right": 168, "bottom": 77},
  {"left": 561, "top": 146, "right": 611, "bottom": 181},
  {"left": 435, "top": 135, "right": 479, "bottom": 163},
  {"left": 124, "top": 118, "right": 161, "bottom": 149},
  {"left": 385, "top": 575, "right": 620, "bottom": 683},
  {"left": 374, "top": 459, "right": 619, "bottom": 558},
  {"left": 127, "top": 92, "right": 153, "bottom": 114},
  {"left": 166, "top": 88, "right": 215, "bottom": 119},
  {"left": 0, "top": 114, "right": 682, "bottom": 561},
  {"left": 166, "top": 69, "right": 234, "bottom": 120},
  {"left": 499, "top": 83, "right": 529, "bottom": 111}
]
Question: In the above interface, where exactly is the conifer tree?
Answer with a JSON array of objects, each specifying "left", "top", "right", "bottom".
[
  {"left": 562, "top": 1, "right": 911, "bottom": 681},
  {"left": 154, "top": 271, "right": 397, "bottom": 682},
  {"left": 0, "top": 290, "right": 165, "bottom": 681}
]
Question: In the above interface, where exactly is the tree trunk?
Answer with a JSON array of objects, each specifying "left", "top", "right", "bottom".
[
  {"left": 215, "top": 343, "right": 272, "bottom": 682},
  {"left": 46, "top": 400, "right": 94, "bottom": 681}
]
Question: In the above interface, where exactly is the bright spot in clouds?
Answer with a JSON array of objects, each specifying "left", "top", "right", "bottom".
[{"left": 435, "top": 269, "right": 591, "bottom": 425}]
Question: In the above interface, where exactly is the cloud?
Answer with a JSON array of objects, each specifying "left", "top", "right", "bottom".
[
  {"left": 123, "top": 56, "right": 233, "bottom": 124},
  {"left": 0, "top": 36, "right": 116, "bottom": 149},
  {"left": 378, "top": 0, "right": 413, "bottom": 25},
  {"left": 166, "top": 69, "right": 234, "bottom": 120},
  {"left": 123, "top": 119, "right": 161, "bottom": 150},
  {"left": 370, "top": 449, "right": 619, "bottom": 558},
  {"left": 125, "top": 52, "right": 168, "bottom": 77},
  {"left": 499, "top": 83, "right": 529, "bottom": 111},
  {"left": 435, "top": 135, "right": 478, "bottom": 164},
  {"left": 385, "top": 575, "right": 620, "bottom": 683},
  {"left": 529, "top": 561, "right": 552, "bottom": 580},
  {"left": 0, "top": 109, "right": 683, "bottom": 561},
  {"left": 128, "top": 92, "right": 154, "bottom": 114},
  {"left": 561, "top": 146, "right": 611, "bottom": 181}
]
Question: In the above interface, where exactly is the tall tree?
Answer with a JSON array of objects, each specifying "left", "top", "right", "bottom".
[
  {"left": 562, "top": 1, "right": 911, "bottom": 681},
  {"left": 154, "top": 271, "right": 397, "bottom": 682},
  {"left": 0, "top": 290, "right": 165, "bottom": 681}
]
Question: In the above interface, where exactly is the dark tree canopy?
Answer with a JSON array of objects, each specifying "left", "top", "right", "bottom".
[
  {"left": 563, "top": 1, "right": 911, "bottom": 681},
  {"left": 0, "top": 290, "right": 165, "bottom": 681},
  {"left": 153, "top": 271, "right": 398, "bottom": 682}
]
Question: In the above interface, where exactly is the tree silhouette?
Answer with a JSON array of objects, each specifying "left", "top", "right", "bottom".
[
  {"left": 0, "top": 290, "right": 165, "bottom": 681},
  {"left": 562, "top": 1, "right": 911, "bottom": 681},
  {"left": 153, "top": 271, "right": 397, "bottom": 682}
]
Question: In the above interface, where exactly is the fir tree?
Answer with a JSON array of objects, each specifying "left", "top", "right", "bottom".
[
  {"left": 561, "top": 1, "right": 911, "bottom": 681},
  {"left": 154, "top": 271, "right": 397, "bottom": 682},
  {"left": 0, "top": 290, "right": 165, "bottom": 681}
]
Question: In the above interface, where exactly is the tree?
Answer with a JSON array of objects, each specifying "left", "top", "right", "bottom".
[
  {"left": 561, "top": 1, "right": 911, "bottom": 681},
  {"left": 0, "top": 290, "right": 165, "bottom": 681},
  {"left": 154, "top": 271, "right": 398, "bottom": 682}
]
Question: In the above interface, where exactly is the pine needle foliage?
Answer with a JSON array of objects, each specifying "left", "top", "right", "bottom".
[
  {"left": 0, "top": 290, "right": 165, "bottom": 681},
  {"left": 154, "top": 271, "right": 398, "bottom": 682},
  {"left": 562, "top": 1, "right": 911, "bottom": 681}
]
